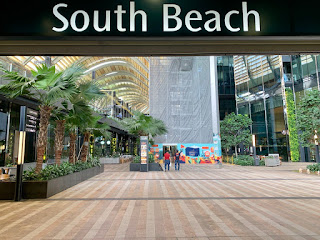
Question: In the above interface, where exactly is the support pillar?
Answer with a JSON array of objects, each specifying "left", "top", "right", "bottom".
[
  {"left": 316, "top": 145, "right": 320, "bottom": 163},
  {"left": 209, "top": 56, "right": 220, "bottom": 136}
]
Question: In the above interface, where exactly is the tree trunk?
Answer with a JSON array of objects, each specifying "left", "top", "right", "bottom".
[
  {"left": 235, "top": 146, "right": 238, "bottom": 158},
  {"left": 80, "top": 131, "right": 91, "bottom": 162},
  {"left": 69, "top": 131, "right": 77, "bottom": 164},
  {"left": 35, "top": 105, "right": 53, "bottom": 173},
  {"left": 54, "top": 120, "right": 66, "bottom": 166},
  {"left": 224, "top": 148, "right": 228, "bottom": 157}
]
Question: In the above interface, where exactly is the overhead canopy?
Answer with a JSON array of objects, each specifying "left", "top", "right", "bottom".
[{"left": 0, "top": 56, "right": 150, "bottom": 113}]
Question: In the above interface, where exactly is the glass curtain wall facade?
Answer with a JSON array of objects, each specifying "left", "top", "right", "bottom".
[
  {"left": 291, "top": 55, "right": 320, "bottom": 161},
  {"left": 234, "top": 54, "right": 320, "bottom": 162},
  {"left": 234, "top": 56, "right": 288, "bottom": 160},
  {"left": 217, "top": 56, "right": 236, "bottom": 120},
  {"left": 291, "top": 55, "right": 320, "bottom": 103}
]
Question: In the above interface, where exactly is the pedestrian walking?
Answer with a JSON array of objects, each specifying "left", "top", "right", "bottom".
[
  {"left": 164, "top": 151, "right": 171, "bottom": 171},
  {"left": 175, "top": 150, "right": 181, "bottom": 171}
]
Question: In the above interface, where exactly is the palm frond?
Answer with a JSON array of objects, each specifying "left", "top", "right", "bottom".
[
  {"left": 120, "top": 111, "right": 168, "bottom": 137},
  {"left": 77, "top": 81, "right": 104, "bottom": 102},
  {"left": 0, "top": 64, "right": 32, "bottom": 83}
]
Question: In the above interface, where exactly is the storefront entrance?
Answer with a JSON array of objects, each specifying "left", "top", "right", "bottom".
[{"left": 163, "top": 145, "right": 178, "bottom": 156}]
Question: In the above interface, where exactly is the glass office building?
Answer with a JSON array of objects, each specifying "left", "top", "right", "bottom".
[
  {"left": 217, "top": 56, "right": 236, "bottom": 120},
  {"left": 291, "top": 55, "right": 320, "bottom": 161},
  {"left": 234, "top": 55, "right": 320, "bottom": 161}
]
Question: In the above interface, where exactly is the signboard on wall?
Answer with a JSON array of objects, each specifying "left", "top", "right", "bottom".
[
  {"left": 26, "top": 108, "right": 38, "bottom": 133},
  {"left": 140, "top": 136, "right": 148, "bottom": 165},
  {"left": 0, "top": 0, "right": 320, "bottom": 39}
]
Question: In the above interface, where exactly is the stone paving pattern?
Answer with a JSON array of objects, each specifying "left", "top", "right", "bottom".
[{"left": 1, "top": 163, "right": 320, "bottom": 240}]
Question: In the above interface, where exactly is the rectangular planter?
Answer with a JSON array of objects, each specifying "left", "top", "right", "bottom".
[
  {"left": 130, "top": 163, "right": 163, "bottom": 172},
  {"left": 149, "top": 163, "right": 163, "bottom": 171},
  {"left": 0, "top": 181, "right": 15, "bottom": 200},
  {"left": 130, "top": 163, "right": 141, "bottom": 171},
  {"left": 0, "top": 166, "right": 104, "bottom": 200},
  {"left": 101, "top": 158, "right": 120, "bottom": 164}
]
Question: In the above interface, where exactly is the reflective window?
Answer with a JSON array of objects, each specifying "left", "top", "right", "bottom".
[
  {"left": 266, "top": 96, "right": 287, "bottom": 160},
  {"left": 251, "top": 100, "right": 268, "bottom": 156}
]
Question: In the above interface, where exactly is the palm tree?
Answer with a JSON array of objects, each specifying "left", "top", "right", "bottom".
[
  {"left": 64, "top": 103, "right": 93, "bottom": 164},
  {"left": 121, "top": 111, "right": 167, "bottom": 140},
  {"left": 78, "top": 114, "right": 111, "bottom": 162},
  {"left": 0, "top": 64, "right": 84, "bottom": 172},
  {"left": 52, "top": 81, "right": 105, "bottom": 165},
  {"left": 54, "top": 119, "right": 66, "bottom": 166}
]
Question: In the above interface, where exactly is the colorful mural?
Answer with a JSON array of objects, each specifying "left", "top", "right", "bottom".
[{"left": 149, "top": 135, "right": 222, "bottom": 165}]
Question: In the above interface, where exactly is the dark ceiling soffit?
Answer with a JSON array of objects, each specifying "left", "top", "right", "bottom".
[
  {"left": 1, "top": 36, "right": 320, "bottom": 56},
  {"left": 0, "top": 94, "right": 39, "bottom": 109}
]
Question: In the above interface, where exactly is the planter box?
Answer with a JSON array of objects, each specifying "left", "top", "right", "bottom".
[
  {"left": 101, "top": 158, "right": 120, "bottom": 164},
  {"left": 0, "top": 181, "right": 15, "bottom": 200},
  {"left": 130, "top": 163, "right": 163, "bottom": 172},
  {"left": 149, "top": 163, "right": 163, "bottom": 171},
  {"left": 130, "top": 163, "right": 141, "bottom": 171},
  {"left": 102, "top": 155, "right": 133, "bottom": 164},
  {"left": 0, "top": 166, "right": 104, "bottom": 200}
]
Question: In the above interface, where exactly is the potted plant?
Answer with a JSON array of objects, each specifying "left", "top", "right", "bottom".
[{"left": 130, "top": 155, "right": 141, "bottom": 171}]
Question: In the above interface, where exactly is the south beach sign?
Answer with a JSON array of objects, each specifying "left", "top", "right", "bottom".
[
  {"left": 52, "top": 1, "right": 260, "bottom": 33},
  {"left": 0, "top": 0, "right": 319, "bottom": 38}
]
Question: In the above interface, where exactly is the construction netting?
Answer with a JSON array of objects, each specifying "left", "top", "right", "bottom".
[{"left": 150, "top": 57, "right": 214, "bottom": 144}]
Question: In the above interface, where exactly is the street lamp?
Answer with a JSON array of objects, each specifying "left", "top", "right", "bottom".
[
  {"left": 315, "top": 131, "right": 320, "bottom": 163},
  {"left": 15, "top": 106, "right": 26, "bottom": 201},
  {"left": 252, "top": 134, "right": 259, "bottom": 166}
]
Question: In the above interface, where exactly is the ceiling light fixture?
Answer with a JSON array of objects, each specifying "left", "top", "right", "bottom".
[
  {"left": 105, "top": 71, "right": 118, "bottom": 77},
  {"left": 85, "top": 61, "right": 126, "bottom": 73}
]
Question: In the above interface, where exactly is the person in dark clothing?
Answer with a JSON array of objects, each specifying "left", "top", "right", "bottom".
[{"left": 175, "top": 150, "right": 181, "bottom": 171}]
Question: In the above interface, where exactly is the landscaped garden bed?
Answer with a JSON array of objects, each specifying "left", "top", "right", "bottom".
[
  {"left": 0, "top": 159, "right": 103, "bottom": 200},
  {"left": 130, "top": 155, "right": 163, "bottom": 171},
  {"left": 233, "top": 155, "right": 265, "bottom": 166},
  {"left": 298, "top": 163, "right": 320, "bottom": 176},
  {"left": 130, "top": 162, "right": 162, "bottom": 171}
]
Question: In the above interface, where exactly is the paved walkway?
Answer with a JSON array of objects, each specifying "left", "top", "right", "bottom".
[{"left": 1, "top": 163, "right": 320, "bottom": 240}]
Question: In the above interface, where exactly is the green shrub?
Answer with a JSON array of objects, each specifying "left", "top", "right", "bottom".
[
  {"left": 234, "top": 155, "right": 255, "bottom": 166},
  {"left": 259, "top": 159, "right": 265, "bottom": 166},
  {"left": 234, "top": 155, "right": 251, "bottom": 165},
  {"left": 306, "top": 163, "right": 320, "bottom": 172},
  {"left": 93, "top": 147, "right": 103, "bottom": 158},
  {"left": 285, "top": 88, "right": 300, "bottom": 162},
  {"left": 148, "top": 154, "right": 155, "bottom": 163},
  {"left": 111, "top": 152, "right": 120, "bottom": 158},
  {"left": 23, "top": 158, "right": 101, "bottom": 181},
  {"left": 234, "top": 155, "right": 265, "bottom": 166},
  {"left": 133, "top": 155, "right": 140, "bottom": 163}
]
